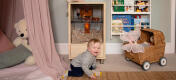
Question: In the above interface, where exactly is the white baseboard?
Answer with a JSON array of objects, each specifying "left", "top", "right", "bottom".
[
  {"left": 105, "top": 43, "right": 123, "bottom": 54},
  {"left": 55, "top": 43, "right": 175, "bottom": 54},
  {"left": 165, "top": 42, "right": 175, "bottom": 54},
  {"left": 55, "top": 43, "right": 68, "bottom": 54}
]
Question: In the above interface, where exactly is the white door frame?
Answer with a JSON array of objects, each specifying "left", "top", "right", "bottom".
[{"left": 169, "top": 0, "right": 175, "bottom": 53}]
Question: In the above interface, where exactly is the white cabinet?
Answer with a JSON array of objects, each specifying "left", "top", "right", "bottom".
[{"left": 111, "top": 0, "right": 151, "bottom": 37}]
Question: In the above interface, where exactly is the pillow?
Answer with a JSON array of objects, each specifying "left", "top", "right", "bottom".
[
  {"left": 0, "top": 44, "right": 32, "bottom": 69},
  {"left": 0, "top": 30, "right": 15, "bottom": 53}
]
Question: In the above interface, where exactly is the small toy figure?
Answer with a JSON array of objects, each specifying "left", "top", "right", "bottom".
[
  {"left": 144, "top": 6, "right": 149, "bottom": 12},
  {"left": 136, "top": 0, "right": 149, "bottom": 12},
  {"left": 136, "top": 0, "right": 145, "bottom": 5},
  {"left": 136, "top": 7, "right": 142, "bottom": 12}
]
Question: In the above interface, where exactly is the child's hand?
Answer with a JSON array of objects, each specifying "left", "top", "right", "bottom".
[{"left": 90, "top": 74, "right": 96, "bottom": 80}]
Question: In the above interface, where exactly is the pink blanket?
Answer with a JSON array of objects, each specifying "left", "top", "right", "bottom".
[{"left": 0, "top": 63, "right": 52, "bottom": 80}]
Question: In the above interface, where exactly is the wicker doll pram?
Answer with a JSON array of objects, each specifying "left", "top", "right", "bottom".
[{"left": 124, "top": 28, "right": 167, "bottom": 70}]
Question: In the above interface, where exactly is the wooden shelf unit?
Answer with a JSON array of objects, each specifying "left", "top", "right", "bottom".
[{"left": 68, "top": 2, "right": 106, "bottom": 62}]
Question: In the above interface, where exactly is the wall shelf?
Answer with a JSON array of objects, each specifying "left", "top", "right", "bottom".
[{"left": 110, "top": 0, "right": 151, "bottom": 38}]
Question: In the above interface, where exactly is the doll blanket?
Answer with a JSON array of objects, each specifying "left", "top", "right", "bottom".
[{"left": 120, "top": 30, "right": 144, "bottom": 53}]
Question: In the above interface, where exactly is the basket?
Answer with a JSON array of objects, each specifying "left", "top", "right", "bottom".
[{"left": 124, "top": 28, "right": 165, "bottom": 65}]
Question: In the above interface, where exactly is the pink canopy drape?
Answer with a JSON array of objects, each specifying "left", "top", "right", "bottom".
[
  {"left": 0, "top": 0, "right": 24, "bottom": 41},
  {"left": 23, "top": 0, "right": 67, "bottom": 80}
]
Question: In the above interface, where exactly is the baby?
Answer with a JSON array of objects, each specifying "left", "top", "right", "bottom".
[{"left": 61, "top": 38, "right": 101, "bottom": 80}]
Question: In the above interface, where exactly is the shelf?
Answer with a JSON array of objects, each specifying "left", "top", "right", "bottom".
[
  {"left": 113, "top": 5, "right": 134, "bottom": 6},
  {"left": 112, "top": 25, "right": 150, "bottom": 27},
  {"left": 112, "top": 5, "right": 151, "bottom": 6},
  {"left": 112, "top": 33, "right": 122, "bottom": 35},
  {"left": 69, "top": 2, "right": 105, "bottom": 4},
  {"left": 134, "top": 5, "right": 151, "bottom": 6},
  {"left": 71, "top": 21, "right": 103, "bottom": 23},
  {"left": 134, "top": 0, "right": 150, "bottom": 1},
  {"left": 112, "top": 27, "right": 150, "bottom": 36},
  {"left": 111, "top": 0, "right": 151, "bottom": 38},
  {"left": 112, "top": 12, "right": 151, "bottom": 14},
  {"left": 71, "top": 18, "right": 103, "bottom": 23}
]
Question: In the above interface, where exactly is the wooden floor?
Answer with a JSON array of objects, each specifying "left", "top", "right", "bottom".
[{"left": 67, "top": 71, "right": 176, "bottom": 80}]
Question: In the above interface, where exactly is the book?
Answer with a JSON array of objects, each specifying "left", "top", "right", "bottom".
[
  {"left": 134, "top": 15, "right": 141, "bottom": 27},
  {"left": 112, "top": 20, "right": 123, "bottom": 33},
  {"left": 112, "top": 14, "right": 134, "bottom": 32}
]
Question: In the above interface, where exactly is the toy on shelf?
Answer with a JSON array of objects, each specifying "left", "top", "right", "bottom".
[
  {"left": 136, "top": 0, "right": 145, "bottom": 5},
  {"left": 124, "top": 0, "right": 134, "bottom": 6},
  {"left": 135, "top": 0, "right": 149, "bottom": 12},
  {"left": 113, "top": 0, "right": 125, "bottom": 12},
  {"left": 80, "top": 7, "right": 93, "bottom": 20},
  {"left": 84, "top": 22, "right": 90, "bottom": 33},
  {"left": 125, "top": 6, "right": 134, "bottom": 12},
  {"left": 76, "top": 8, "right": 80, "bottom": 19}
]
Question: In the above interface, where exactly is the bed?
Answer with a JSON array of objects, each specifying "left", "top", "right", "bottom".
[
  {"left": 0, "top": 30, "right": 53, "bottom": 80},
  {"left": 0, "top": 63, "right": 52, "bottom": 80}
]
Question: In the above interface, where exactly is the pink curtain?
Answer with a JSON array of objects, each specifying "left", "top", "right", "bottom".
[
  {"left": 0, "top": 0, "right": 24, "bottom": 41},
  {"left": 23, "top": 0, "right": 67, "bottom": 80}
]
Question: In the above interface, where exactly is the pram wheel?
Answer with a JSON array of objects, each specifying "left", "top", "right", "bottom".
[
  {"left": 159, "top": 57, "right": 167, "bottom": 66},
  {"left": 125, "top": 57, "right": 130, "bottom": 61},
  {"left": 142, "top": 61, "right": 150, "bottom": 71}
]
